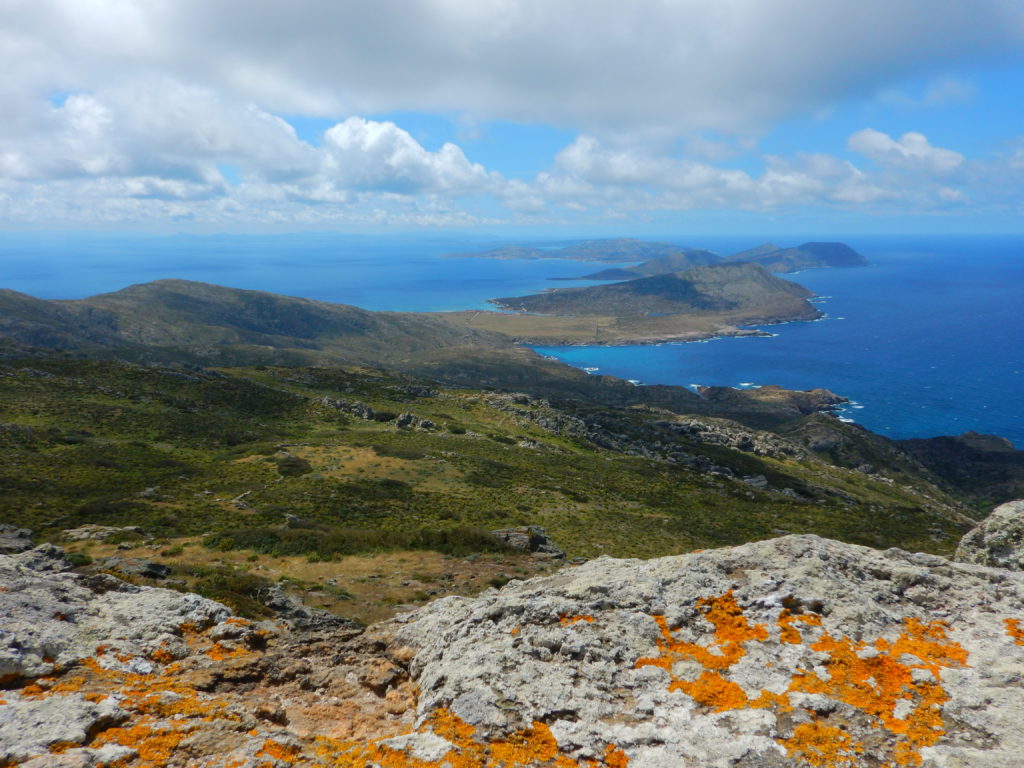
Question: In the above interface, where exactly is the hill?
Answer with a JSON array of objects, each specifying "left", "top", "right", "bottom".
[
  {"left": 726, "top": 241, "right": 868, "bottom": 272},
  {"left": 0, "top": 280, "right": 507, "bottom": 367},
  {"left": 491, "top": 262, "right": 820, "bottom": 321}
]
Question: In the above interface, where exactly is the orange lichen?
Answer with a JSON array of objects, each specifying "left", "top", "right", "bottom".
[
  {"left": 257, "top": 738, "right": 300, "bottom": 763},
  {"left": 779, "top": 722, "right": 863, "bottom": 767},
  {"left": 635, "top": 592, "right": 969, "bottom": 768},
  {"left": 670, "top": 670, "right": 750, "bottom": 712},
  {"left": 510, "top": 627, "right": 520, "bottom": 636},
  {"left": 1006, "top": 619, "right": 1024, "bottom": 646},
  {"left": 206, "top": 642, "right": 252, "bottom": 661},
  {"left": 318, "top": 708, "right": 626, "bottom": 768},
  {"left": 93, "top": 723, "right": 187, "bottom": 767},
  {"left": 789, "top": 617, "right": 968, "bottom": 764},
  {"left": 150, "top": 643, "right": 176, "bottom": 664},
  {"left": 635, "top": 591, "right": 768, "bottom": 681},
  {"left": 777, "top": 609, "right": 822, "bottom": 645},
  {"left": 560, "top": 614, "right": 595, "bottom": 626}
]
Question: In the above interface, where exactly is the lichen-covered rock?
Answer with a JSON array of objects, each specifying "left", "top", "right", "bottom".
[
  {"left": 4, "top": 536, "right": 1024, "bottom": 767},
  {"left": 392, "top": 535, "right": 1024, "bottom": 768},
  {"left": 955, "top": 499, "right": 1024, "bottom": 570},
  {"left": 0, "top": 545, "right": 230, "bottom": 679},
  {"left": 0, "top": 525, "right": 34, "bottom": 554},
  {"left": 0, "top": 692, "right": 128, "bottom": 762}
]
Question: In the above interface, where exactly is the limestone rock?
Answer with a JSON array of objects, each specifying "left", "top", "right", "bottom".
[
  {"left": 98, "top": 556, "right": 172, "bottom": 579},
  {"left": 62, "top": 525, "right": 144, "bottom": 542},
  {"left": 394, "top": 535, "right": 1024, "bottom": 768},
  {"left": 0, "top": 692, "right": 128, "bottom": 762},
  {"left": 0, "top": 544, "right": 230, "bottom": 679},
  {"left": 955, "top": 499, "right": 1024, "bottom": 570},
  {"left": 0, "top": 525, "right": 33, "bottom": 554},
  {"left": 490, "top": 526, "right": 565, "bottom": 559}
]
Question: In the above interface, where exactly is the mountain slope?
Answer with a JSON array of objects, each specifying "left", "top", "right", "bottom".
[
  {"left": 575, "top": 249, "right": 723, "bottom": 280},
  {"left": 727, "top": 241, "right": 868, "bottom": 272},
  {"left": 0, "top": 279, "right": 509, "bottom": 367}
]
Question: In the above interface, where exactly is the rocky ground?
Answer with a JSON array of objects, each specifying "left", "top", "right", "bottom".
[{"left": 2, "top": 503, "right": 1023, "bottom": 768}]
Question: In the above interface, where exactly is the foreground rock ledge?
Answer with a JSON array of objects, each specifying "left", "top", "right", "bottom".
[{"left": 2, "top": 535, "right": 1024, "bottom": 767}]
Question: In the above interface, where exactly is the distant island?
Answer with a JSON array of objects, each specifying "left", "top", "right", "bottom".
[
  {"left": 450, "top": 237, "right": 868, "bottom": 276},
  {"left": 450, "top": 237, "right": 718, "bottom": 263},
  {"left": 440, "top": 262, "right": 822, "bottom": 345},
  {"left": 723, "top": 241, "right": 868, "bottom": 273}
]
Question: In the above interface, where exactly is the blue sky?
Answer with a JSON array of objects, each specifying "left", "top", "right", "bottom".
[{"left": 1, "top": 1, "right": 1023, "bottom": 236}]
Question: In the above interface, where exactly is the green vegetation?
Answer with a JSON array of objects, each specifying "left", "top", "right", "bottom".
[
  {"left": 491, "top": 262, "right": 818, "bottom": 320},
  {"left": 0, "top": 355, "right": 970, "bottom": 560}
]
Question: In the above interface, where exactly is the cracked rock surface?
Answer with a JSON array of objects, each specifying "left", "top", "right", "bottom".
[
  {"left": 3, "top": 535, "right": 1024, "bottom": 767},
  {"left": 395, "top": 534, "right": 1024, "bottom": 768}
]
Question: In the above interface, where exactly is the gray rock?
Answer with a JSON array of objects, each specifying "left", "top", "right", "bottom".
[
  {"left": 0, "top": 525, "right": 34, "bottom": 554},
  {"left": 490, "top": 525, "right": 565, "bottom": 559},
  {"left": 396, "top": 413, "right": 438, "bottom": 431},
  {"left": 62, "top": 525, "right": 144, "bottom": 542},
  {"left": 0, "top": 692, "right": 128, "bottom": 762},
  {"left": 98, "top": 556, "right": 172, "bottom": 580},
  {"left": 257, "top": 584, "right": 359, "bottom": 631},
  {"left": 394, "top": 535, "right": 1024, "bottom": 768},
  {"left": 955, "top": 499, "right": 1024, "bottom": 570},
  {"left": 0, "top": 545, "right": 230, "bottom": 680}
]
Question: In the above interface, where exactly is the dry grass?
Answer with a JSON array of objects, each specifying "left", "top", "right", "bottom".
[{"left": 66, "top": 536, "right": 562, "bottom": 625}]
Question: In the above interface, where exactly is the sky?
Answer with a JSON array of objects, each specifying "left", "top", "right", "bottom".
[{"left": 2, "top": 0, "right": 1024, "bottom": 236}]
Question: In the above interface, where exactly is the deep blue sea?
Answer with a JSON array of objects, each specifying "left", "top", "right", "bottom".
[{"left": 1, "top": 232, "right": 1021, "bottom": 445}]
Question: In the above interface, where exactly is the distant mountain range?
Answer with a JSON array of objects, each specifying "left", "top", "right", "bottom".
[
  {"left": 454, "top": 237, "right": 868, "bottom": 276},
  {"left": 450, "top": 238, "right": 690, "bottom": 262},
  {"left": 723, "top": 241, "right": 868, "bottom": 273}
]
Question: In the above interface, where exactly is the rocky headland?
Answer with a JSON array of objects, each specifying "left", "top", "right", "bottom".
[{"left": 4, "top": 501, "right": 1024, "bottom": 768}]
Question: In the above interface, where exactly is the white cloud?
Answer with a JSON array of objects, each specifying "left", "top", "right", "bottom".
[
  {"left": 319, "top": 118, "right": 499, "bottom": 195},
  {"left": 848, "top": 129, "right": 963, "bottom": 174},
  {"left": 4, "top": 0, "right": 1024, "bottom": 135}
]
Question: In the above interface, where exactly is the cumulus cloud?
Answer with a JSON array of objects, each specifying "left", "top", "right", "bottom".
[
  {"left": 1, "top": 1, "right": 1018, "bottom": 226},
  {"left": 848, "top": 129, "right": 963, "bottom": 174},
  {"left": 534, "top": 136, "right": 897, "bottom": 213},
  {"left": 319, "top": 118, "right": 499, "bottom": 195},
  {"left": 4, "top": 0, "right": 1024, "bottom": 134}
]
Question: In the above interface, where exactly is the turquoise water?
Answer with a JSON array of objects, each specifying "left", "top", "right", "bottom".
[{"left": 1, "top": 232, "right": 1021, "bottom": 444}]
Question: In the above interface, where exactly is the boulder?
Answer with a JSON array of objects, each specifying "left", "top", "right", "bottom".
[
  {"left": 98, "top": 556, "right": 172, "bottom": 580},
  {"left": 62, "top": 524, "right": 144, "bottom": 542},
  {"left": 490, "top": 525, "right": 565, "bottom": 559},
  {"left": 955, "top": 499, "right": 1024, "bottom": 570},
  {"left": 0, "top": 524, "right": 33, "bottom": 554}
]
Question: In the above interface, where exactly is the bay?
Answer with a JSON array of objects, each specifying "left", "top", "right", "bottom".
[{"left": 1, "top": 232, "right": 1021, "bottom": 444}]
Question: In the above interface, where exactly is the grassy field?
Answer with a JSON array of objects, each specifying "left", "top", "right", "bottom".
[{"left": 0, "top": 355, "right": 971, "bottom": 621}]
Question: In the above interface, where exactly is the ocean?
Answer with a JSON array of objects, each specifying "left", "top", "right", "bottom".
[{"left": 2, "top": 232, "right": 1021, "bottom": 445}]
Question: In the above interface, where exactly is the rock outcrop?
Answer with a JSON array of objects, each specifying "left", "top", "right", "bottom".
[
  {"left": 3, "top": 535, "right": 1024, "bottom": 767},
  {"left": 0, "top": 525, "right": 33, "bottom": 554},
  {"left": 392, "top": 535, "right": 1024, "bottom": 768},
  {"left": 955, "top": 499, "right": 1024, "bottom": 570},
  {"left": 0, "top": 545, "right": 417, "bottom": 766},
  {"left": 490, "top": 526, "right": 565, "bottom": 559}
]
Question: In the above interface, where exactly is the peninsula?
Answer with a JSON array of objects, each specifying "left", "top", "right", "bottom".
[{"left": 443, "top": 262, "right": 821, "bottom": 345}]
